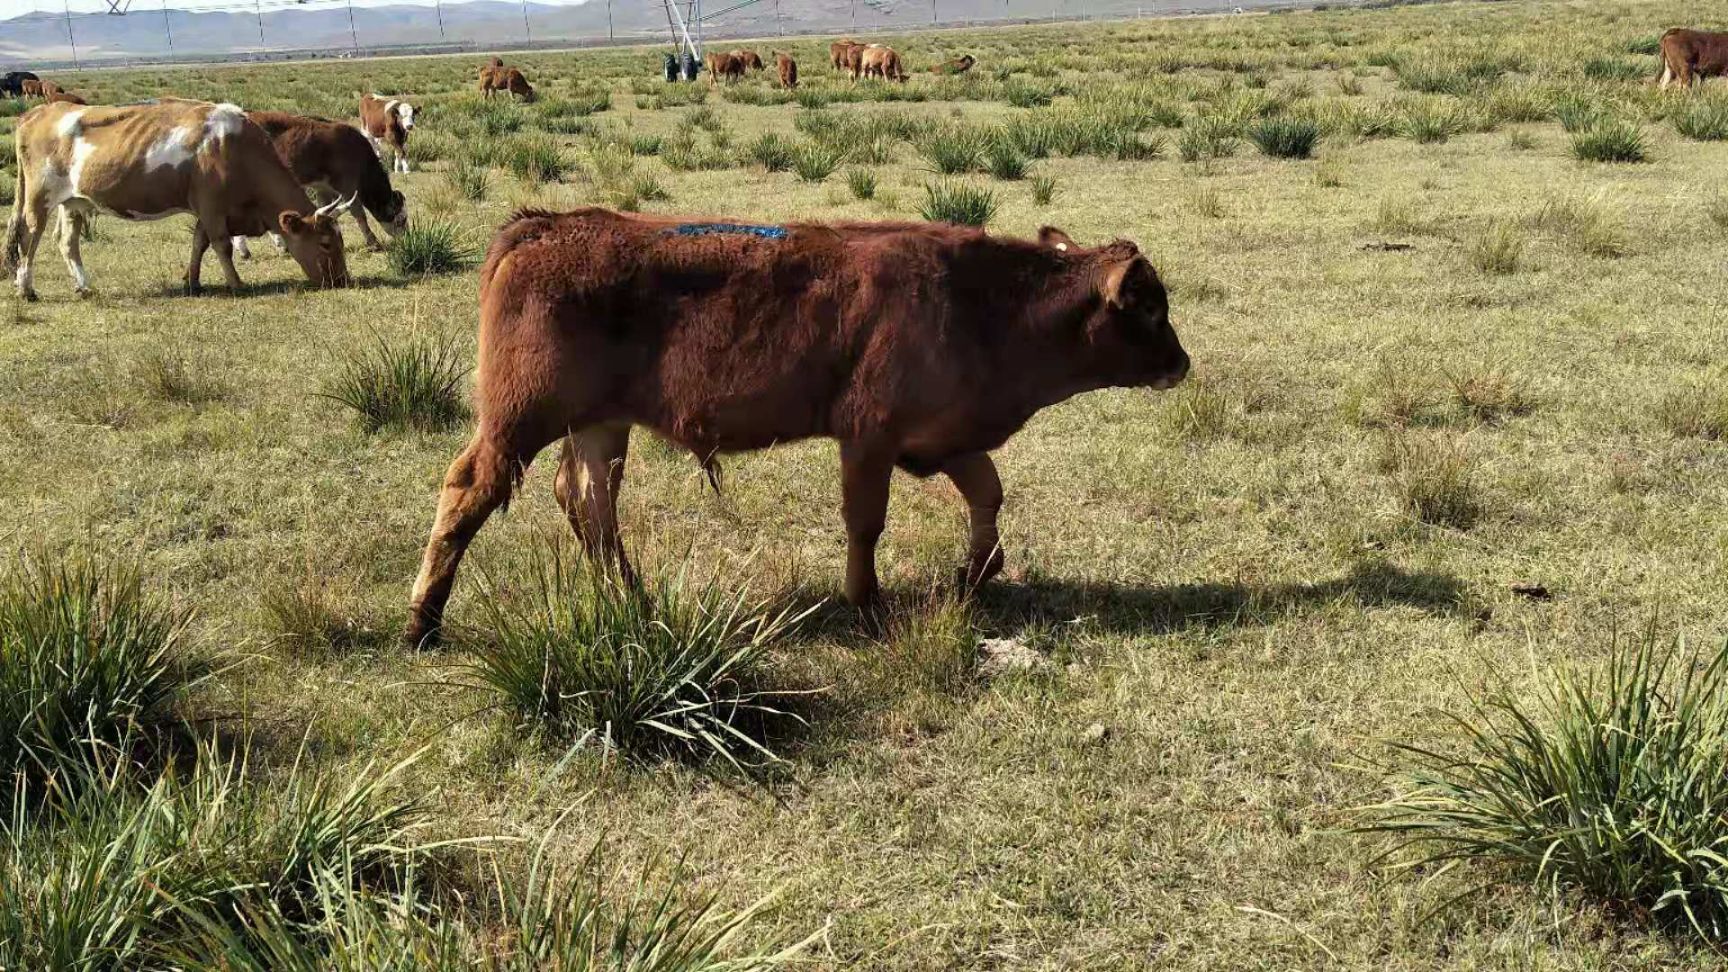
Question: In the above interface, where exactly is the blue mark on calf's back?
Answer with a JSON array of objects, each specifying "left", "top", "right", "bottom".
[{"left": 666, "top": 222, "right": 789, "bottom": 240}]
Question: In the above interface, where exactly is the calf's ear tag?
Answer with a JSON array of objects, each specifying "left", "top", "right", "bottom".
[{"left": 1055, "top": 242, "right": 1068, "bottom": 252}]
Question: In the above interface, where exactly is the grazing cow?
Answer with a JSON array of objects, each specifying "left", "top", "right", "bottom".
[
  {"left": 861, "top": 46, "right": 908, "bottom": 82},
  {"left": 5, "top": 100, "right": 351, "bottom": 299},
  {"left": 705, "top": 51, "right": 746, "bottom": 85},
  {"left": 731, "top": 49, "right": 765, "bottom": 72},
  {"left": 231, "top": 110, "right": 406, "bottom": 257},
  {"left": 47, "top": 90, "right": 87, "bottom": 105},
  {"left": 839, "top": 42, "right": 868, "bottom": 79},
  {"left": 1656, "top": 28, "right": 1728, "bottom": 87},
  {"left": 359, "top": 94, "right": 415, "bottom": 174},
  {"left": 1, "top": 72, "right": 38, "bottom": 97},
  {"left": 20, "top": 79, "right": 44, "bottom": 98},
  {"left": 830, "top": 39, "right": 858, "bottom": 69},
  {"left": 481, "top": 65, "right": 536, "bottom": 102},
  {"left": 932, "top": 54, "right": 977, "bottom": 75},
  {"left": 404, "top": 209, "right": 1189, "bottom": 647},
  {"left": 773, "top": 51, "right": 798, "bottom": 89}
]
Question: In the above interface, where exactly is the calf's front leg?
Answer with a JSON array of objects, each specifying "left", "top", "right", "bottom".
[
  {"left": 839, "top": 441, "right": 894, "bottom": 607},
  {"left": 942, "top": 452, "right": 1005, "bottom": 590}
]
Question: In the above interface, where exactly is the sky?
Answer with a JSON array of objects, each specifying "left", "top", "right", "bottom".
[{"left": 0, "top": 0, "right": 535, "bottom": 17}]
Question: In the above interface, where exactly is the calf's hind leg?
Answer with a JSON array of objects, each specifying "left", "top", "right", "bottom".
[
  {"left": 553, "top": 423, "right": 634, "bottom": 581},
  {"left": 942, "top": 452, "right": 1005, "bottom": 590},
  {"left": 406, "top": 433, "right": 523, "bottom": 647}
]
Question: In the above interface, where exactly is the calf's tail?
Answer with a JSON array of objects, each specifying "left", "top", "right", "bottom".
[{"left": 2, "top": 166, "right": 24, "bottom": 272}]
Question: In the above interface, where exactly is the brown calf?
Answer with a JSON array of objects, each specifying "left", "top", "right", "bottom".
[
  {"left": 47, "top": 90, "right": 86, "bottom": 105},
  {"left": 481, "top": 65, "right": 536, "bottom": 102},
  {"left": 932, "top": 54, "right": 977, "bottom": 75},
  {"left": 1657, "top": 28, "right": 1728, "bottom": 87},
  {"left": 232, "top": 110, "right": 407, "bottom": 256},
  {"left": 5, "top": 100, "right": 349, "bottom": 299},
  {"left": 705, "top": 51, "right": 746, "bottom": 84},
  {"left": 404, "top": 210, "right": 1189, "bottom": 646},
  {"left": 773, "top": 51, "right": 798, "bottom": 89},
  {"left": 20, "top": 79, "right": 43, "bottom": 98},
  {"left": 861, "top": 46, "right": 908, "bottom": 82},
  {"left": 359, "top": 93, "right": 416, "bottom": 174},
  {"left": 731, "top": 49, "right": 765, "bottom": 72}
]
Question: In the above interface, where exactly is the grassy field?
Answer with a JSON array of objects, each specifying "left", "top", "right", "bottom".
[{"left": 8, "top": 0, "right": 1728, "bottom": 966}]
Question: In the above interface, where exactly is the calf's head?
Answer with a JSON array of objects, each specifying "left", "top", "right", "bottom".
[
  {"left": 395, "top": 102, "right": 415, "bottom": 130},
  {"left": 378, "top": 189, "right": 409, "bottom": 237},
  {"left": 278, "top": 196, "right": 353, "bottom": 287},
  {"left": 1042, "top": 227, "right": 1189, "bottom": 390}
]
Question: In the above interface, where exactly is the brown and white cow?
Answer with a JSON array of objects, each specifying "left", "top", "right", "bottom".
[
  {"left": 1657, "top": 28, "right": 1728, "bottom": 87},
  {"left": 359, "top": 94, "right": 415, "bottom": 174},
  {"left": 4, "top": 99, "right": 350, "bottom": 299},
  {"left": 772, "top": 50, "right": 798, "bottom": 89},
  {"left": 231, "top": 110, "right": 407, "bottom": 257},
  {"left": 404, "top": 209, "right": 1189, "bottom": 646}
]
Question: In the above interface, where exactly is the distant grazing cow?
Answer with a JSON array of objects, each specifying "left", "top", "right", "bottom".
[
  {"left": 705, "top": 51, "right": 746, "bottom": 84},
  {"left": 20, "top": 79, "right": 43, "bottom": 98},
  {"left": 1, "top": 72, "right": 37, "bottom": 97},
  {"left": 838, "top": 42, "right": 868, "bottom": 78},
  {"left": 861, "top": 46, "right": 908, "bottom": 82},
  {"left": 1657, "top": 28, "right": 1728, "bottom": 87},
  {"left": 359, "top": 93, "right": 415, "bottom": 174},
  {"left": 4, "top": 100, "right": 351, "bottom": 299},
  {"left": 47, "top": 90, "right": 86, "bottom": 105},
  {"left": 932, "top": 54, "right": 976, "bottom": 75},
  {"left": 830, "top": 39, "right": 858, "bottom": 69},
  {"left": 731, "top": 49, "right": 765, "bottom": 72},
  {"left": 403, "top": 210, "right": 1189, "bottom": 647},
  {"left": 773, "top": 50, "right": 798, "bottom": 89},
  {"left": 231, "top": 110, "right": 407, "bottom": 257},
  {"left": 481, "top": 64, "right": 536, "bottom": 102}
]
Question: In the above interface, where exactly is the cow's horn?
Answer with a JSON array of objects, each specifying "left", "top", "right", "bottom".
[
  {"left": 312, "top": 198, "right": 341, "bottom": 218},
  {"left": 334, "top": 193, "right": 359, "bottom": 214}
]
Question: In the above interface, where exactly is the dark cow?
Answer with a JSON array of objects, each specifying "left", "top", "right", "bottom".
[
  {"left": 932, "top": 54, "right": 977, "bottom": 75},
  {"left": 404, "top": 210, "right": 1189, "bottom": 646},
  {"left": 773, "top": 50, "right": 798, "bottom": 89},
  {"left": 1657, "top": 28, "right": 1728, "bottom": 87},
  {"left": 232, "top": 111, "right": 407, "bottom": 255},
  {"left": 1, "top": 72, "right": 38, "bottom": 97}
]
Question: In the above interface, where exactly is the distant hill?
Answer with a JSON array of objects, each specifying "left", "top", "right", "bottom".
[{"left": 0, "top": 0, "right": 1270, "bottom": 65}]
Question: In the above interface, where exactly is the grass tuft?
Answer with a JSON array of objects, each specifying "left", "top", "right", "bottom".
[
  {"left": 387, "top": 219, "right": 475, "bottom": 275},
  {"left": 467, "top": 547, "right": 810, "bottom": 771},
  {"left": 1365, "top": 629, "right": 1728, "bottom": 942},
  {"left": 321, "top": 330, "right": 470, "bottom": 434},
  {"left": 1247, "top": 116, "right": 1320, "bottom": 158},
  {"left": 1378, "top": 431, "right": 1481, "bottom": 529},
  {"left": 919, "top": 181, "right": 998, "bottom": 227},
  {"left": 1571, "top": 117, "right": 1647, "bottom": 163},
  {"left": 1467, "top": 218, "right": 1525, "bottom": 274}
]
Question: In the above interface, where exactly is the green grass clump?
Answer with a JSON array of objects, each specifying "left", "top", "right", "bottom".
[
  {"left": 1398, "top": 98, "right": 1468, "bottom": 143},
  {"left": 1366, "top": 630, "right": 1728, "bottom": 941},
  {"left": 1178, "top": 115, "right": 1239, "bottom": 162},
  {"left": 1655, "top": 385, "right": 1728, "bottom": 439},
  {"left": 468, "top": 549, "right": 809, "bottom": 770},
  {"left": 984, "top": 139, "right": 1029, "bottom": 179},
  {"left": 504, "top": 135, "right": 571, "bottom": 182},
  {"left": 387, "top": 220, "right": 474, "bottom": 275},
  {"left": 846, "top": 167, "right": 877, "bottom": 200},
  {"left": 919, "top": 181, "right": 998, "bottom": 227},
  {"left": 445, "top": 158, "right": 490, "bottom": 201},
  {"left": 1570, "top": 117, "right": 1647, "bottom": 163},
  {"left": 1673, "top": 94, "right": 1728, "bottom": 141},
  {"left": 321, "top": 330, "right": 470, "bottom": 433},
  {"left": 1247, "top": 116, "right": 1319, "bottom": 158},
  {"left": 746, "top": 131, "right": 795, "bottom": 172},
  {"left": 474, "top": 100, "right": 524, "bottom": 136},
  {"left": 791, "top": 141, "right": 846, "bottom": 182},
  {"left": 1030, "top": 173, "right": 1057, "bottom": 205},
  {"left": 0, "top": 554, "right": 192, "bottom": 811},
  {"left": 919, "top": 126, "right": 985, "bottom": 174},
  {"left": 1581, "top": 56, "right": 1642, "bottom": 81}
]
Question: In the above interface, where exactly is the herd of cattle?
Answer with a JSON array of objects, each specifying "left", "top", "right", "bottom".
[{"left": 4, "top": 27, "right": 1728, "bottom": 642}]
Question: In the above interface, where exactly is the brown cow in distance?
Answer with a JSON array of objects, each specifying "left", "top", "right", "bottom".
[
  {"left": 706, "top": 51, "right": 746, "bottom": 84},
  {"left": 732, "top": 49, "right": 765, "bottom": 72},
  {"left": 1656, "top": 28, "right": 1728, "bottom": 87},
  {"left": 773, "top": 50, "right": 798, "bottom": 89},
  {"left": 834, "top": 41, "right": 868, "bottom": 78},
  {"left": 20, "top": 79, "right": 44, "bottom": 98},
  {"left": 481, "top": 64, "right": 536, "bottom": 102},
  {"left": 932, "top": 54, "right": 977, "bottom": 75},
  {"left": 47, "top": 89, "right": 87, "bottom": 105},
  {"left": 861, "top": 45, "right": 908, "bottom": 82},
  {"left": 830, "top": 39, "right": 858, "bottom": 69},
  {"left": 404, "top": 210, "right": 1189, "bottom": 647}
]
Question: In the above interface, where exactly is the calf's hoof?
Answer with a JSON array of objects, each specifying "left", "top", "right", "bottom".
[
  {"left": 957, "top": 548, "right": 1006, "bottom": 593},
  {"left": 404, "top": 614, "right": 441, "bottom": 650}
]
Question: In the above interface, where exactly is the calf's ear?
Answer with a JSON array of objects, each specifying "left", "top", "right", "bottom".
[
  {"left": 1100, "top": 254, "right": 1151, "bottom": 309},
  {"left": 1038, "top": 226, "right": 1076, "bottom": 251},
  {"left": 278, "top": 211, "right": 308, "bottom": 236}
]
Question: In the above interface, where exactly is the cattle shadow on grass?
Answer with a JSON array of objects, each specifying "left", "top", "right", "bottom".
[
  {"left": 971, "top": 559, "right": 1472, "bottom": 636},
  {"left": 144, "top": 276, "right": 412, "bottom": 300}
]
